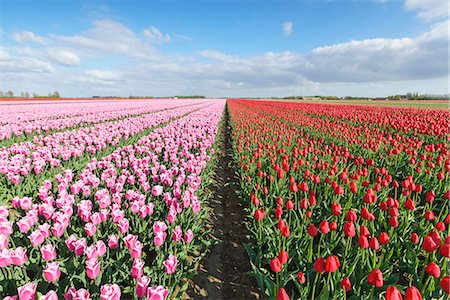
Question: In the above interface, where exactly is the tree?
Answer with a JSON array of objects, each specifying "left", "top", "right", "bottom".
[
  {"left": 6, "top": 90, "right": 14, "bottom": 97},
  {"left": 0, "top": 90, "right": 3, "bottom": 97},
  {"left": 24, "top": 92, "right": 30, "bottom": 98},
  {"left": 52, "top": 91, "right": 60, "bottom": 98}
]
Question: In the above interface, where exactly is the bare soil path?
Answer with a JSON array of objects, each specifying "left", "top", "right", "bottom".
[{"left": 185, "top": 105, "right": 261, "bottom": 300}]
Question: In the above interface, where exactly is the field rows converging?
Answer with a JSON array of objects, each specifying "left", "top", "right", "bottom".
[{"left": 0, "top": 98, "right": 449, "bottom": 300}]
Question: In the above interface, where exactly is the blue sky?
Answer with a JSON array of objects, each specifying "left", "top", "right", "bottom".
[{"left": 0, "top": 0, "right": 448, "bottom": 97}]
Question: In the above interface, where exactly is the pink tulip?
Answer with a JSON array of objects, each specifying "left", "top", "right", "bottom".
[
  {"left": 40, "top": 290, "right": 58, "bottom": 300},
  {"left": 132, "top": 258, "right": 144, "bottom": 278},
  {"left": 0, "top": 248, "right": 12, "bottom": 267},
  {"left": 41, "top": 244, "right": 57, "bottom": 261},
  {"left": 17, "top": 282, "right": 37, "bottom": 300},
  {"left": 96, "top": 240, "right": 107, "bottom": 257},
  {"left": 43, "top": 262, "right": 61, "bottom": 282},
  {"left": 172, "top": 226, "right": 182, "bottom": 242},
  {"left": 184, "top": 229, "right": 193, "bottom": 243},
  {"left": 65, "top": 234, "right": 77, "bottom": 251},
  {"left": 117, "top": 218, "right": 129, "bottom": 233},
  {"left": 86, "top": 258, "right": 100, "bottom": 279},
  {"left": 0, "top": 220, "right": 13, "bottom": 235},
  {"left": 147, "top": 286, "right": 169, "bottom": 300},
  {"left": 131, "top": 241, "right": 143, "bottom": 259},
  {"left": 152, "top": 185, "right": 163, "bottom": 196},
  {"left": 0, "top": 234, "right": 8, "bottom": 249},
  {"left": 136, "top": 276, "right": 151, "bottom": 298},
  {"left": 11, "top": 247, "right": 27, "bottom": 266},
  {"left": 154, "top": 231, "right": 166, "bottom": 247},
  {"left": 163, "top": 254, "right": 178, "bottom": 274},
  {"left": 108, "top": 235, "right": 119, "bottom": 249},
  {"left": 100, "top": 284, "right": 121, "bottom": 300},
  {"left": 85, "top": 223, "right": 96, "bottom": 236}
]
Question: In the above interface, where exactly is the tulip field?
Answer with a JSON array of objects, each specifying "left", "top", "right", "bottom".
[
  {"left": 228, "top": 99, "right": 449, "bottom": 300},
  {"left": 0, "top": 99, "right": 225, "bottom": 299},
  {"left": 0, "top": 98, "right": 449, "bottom": 300}
]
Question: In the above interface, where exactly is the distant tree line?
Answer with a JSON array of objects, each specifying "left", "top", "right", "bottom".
[
  {"left": 387, "top": 93, "right": 448, "bottom": 100},
  {"left": 0, "top": 90, "right": 60, "bottom": 98}
]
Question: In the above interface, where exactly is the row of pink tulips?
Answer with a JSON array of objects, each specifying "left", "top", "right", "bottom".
[
  {"left": 0, "top": 99, "right": 206, "bottom": 141},
  {"left": 0, "top": 101, "right": 210, "bottom": 186},
  {"left": 0, "top": 100, "right": 225, "bottom": 298}
]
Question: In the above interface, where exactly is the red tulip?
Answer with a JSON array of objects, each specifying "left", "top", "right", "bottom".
[
  {"left": 297, "top": 272, "right": 306, "bottom": 284},
  {"left": 367, "top": 269, "right": 383, "bottom": 287},
  {"left": 425, "top": 262, "right": 440, "bottom": 278},
  {"left": 386, "top": 286, "right": 402, "bottom": 300},
  {"left": 340, "top": 277, "right": 351, "bottom": 292},
  {"left": 308, "top": 224, "right": 318, "bottom": 237},
  {"left": 440, "top": 244, "right": 450, "bottom": 257},
  {"left": 435, "top": 222, "right": 445, "bottom": 231},
  {"left": 325, "top": 255, "right": 340, "bottom": 272},
  {"left": 331, "top": 202, "right": 341, "bottom": 216},
  {"left": 379, "top": 232, "right": 390, "bottom": 245},
  {"left": 278, "top": 250, "right": 289, "bottom": 264},
  {"left": 276, "top": 288, "right": 290, "bottom": 300},
  {"left": 405, "top": 286, "right": 422, "bottom": 300},
  {"left": 369, "top": 237, "right": 380, "bottom": 251},
  {"left": 404, "top": 198, "right": 415, "bottom": 210},
  {"left": 424, "top": 210, "right": 435, "bottom": 221},
  {"left": 344, "top": 222, "right": 356, "bottom": 238},
  {"left": 422, "top": 236, "right": 439, "bottom": 252},
  {"left": 330, "top": 221, "right": 337, "bottom": 231},
  {"left": 346, "top": 210, "right": 357, "bottom": 222},
  {"left": 299, "top": 182, "right": 308, "bottom": 192},
  {"left": 319, "top": 220, "right": 330, "bottom": 234},
  {"left": 441, "top": 276, "right": 450, "bottom": 294},
  {"left": 314, "top": 257, "right": 325, "bottom": 273},
  {"left": 286, "top": 200, "right": 294, "bottom": 210},
  {"left": 410, "top": 233, "right": 419, "bottom": 244},
  {"left": 254, "top": 209, "right": 265, "bottom": 221},
  {"left": 270, "top": 257, "right": 282, "bottom": 273},
  {"left": 358, "top": 236, "right": 369, "bottom": 249}
]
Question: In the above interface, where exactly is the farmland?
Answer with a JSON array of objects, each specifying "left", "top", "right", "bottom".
[{"left": 0, "top": 98, "right": 449, "bottom": 299}]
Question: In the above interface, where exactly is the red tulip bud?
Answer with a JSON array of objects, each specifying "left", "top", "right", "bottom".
[
  {"left": 441, "top": 276, "right": 450, "bottom": 294},
  {"left": 314, "top": 257, "right": 325, "bottom": 273},
  {"left": 367, "top": 268, "right": 383, "bottom": 287},
  {"left": 276, "top": 288, "right": 290, "bottom": 300},
  {"left": 386, "top": 286, "right": 402, "bottom": 300},
  {"left": 405, "top": 286, "right": 422, "bottom": 300},
  {"left": 426, "top": 262, "right": 441, "bottom": 278},
  {"left": 297, "top": 272, "right": 306, "bottom": 284},
  {"left": 340, "top": 277, "right": 351, "bottom": 292},
  {"left": 278, "top": 250, "right": 289, "bottom": 264},
  {"left": 270, "top": 257, "right": 282, "bottom": 273}
]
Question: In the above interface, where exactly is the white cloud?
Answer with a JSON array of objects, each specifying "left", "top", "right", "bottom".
[
  {"left": 51, "top": 19, "right": 155, "bottom": 59},
  {"left": 143, "top": 26, "right": 171, "bottom": 43},
  {"left": 302, "top": 19, "right": 449, "bottom": 82},
  {"left": 0, "top": 54, "right": 54, "bottom": 74},
  {"left": 404, "top": 0, "right": 449, "bottom": 21},
  {"left": 12, "top": 31, "right": 48, "bottom": 45},
  {"left": 46, "top": 49, "right": 81, "bottom": 66},
  {"left": 282, "top": 21, "right": 293, "bottom": 37},
  {"left": 85, "top": 69, "right": 121, "bottom": 81}
]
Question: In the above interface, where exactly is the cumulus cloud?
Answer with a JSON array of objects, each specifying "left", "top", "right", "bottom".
[
  {"left": 282, "top": 21, "right": 293, "bottom": 37},
  {"left": 302, "top": 19, "right": 449, "bottom": 82},
  {"left": 404, "top": 0, "right": 449, "bottom": 21},
  {"left": 12, "top": 31, "right": 48, "bottom": 45},
  {"left": 52, "top": 19, "right": 155, "bottom": 59},
  {"left": 46, "top": 49, "right": 81, "bottom": 66},
  {"left": 85, "top": 69, "right": 121, "bottom": 81},
  {"left": 0, "top": 53, "right": 54, "bottom": 74},
  {"left": 143, "top": 26, "right": 171, "bottom": 43}
]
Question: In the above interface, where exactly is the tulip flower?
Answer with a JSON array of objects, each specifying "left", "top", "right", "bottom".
[
  {"left": 425, "top": 262, "right": 440, "bottom": 278},
  {"left": 386, "top": 286, "right": 402, "bottom": 300},
  {"left": 367, "top": 268, "right": 383, "bottom": 287},
  {"left": 325, "top": 255, "right": 340, "bottom": 272},
  {"left": 405, "top": 286, "right": 422, "bottom": 300},
  {"left": 270, "top": 257, "right": 282, "bottom": 273},
  {"left": 340, "top": 277, "right": 351, "bottom": 292},
  {"left": 276, "top": 288, "right": 290, "bottom": 300}
]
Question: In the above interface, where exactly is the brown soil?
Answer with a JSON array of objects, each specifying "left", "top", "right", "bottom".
[{"left": 185, "top": 106, "right": 261, "bottom": 300}]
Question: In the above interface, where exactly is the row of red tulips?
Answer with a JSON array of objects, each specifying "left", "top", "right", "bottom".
[{"left": 228, "top": 99, "right": 449, "bottom": 299}]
